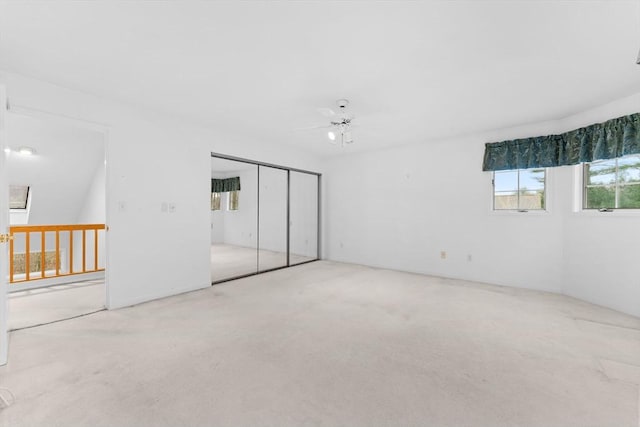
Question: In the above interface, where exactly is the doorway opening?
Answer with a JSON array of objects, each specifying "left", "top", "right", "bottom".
[{"left": 6, "top": 111, "right": 107, "bottom": 330}]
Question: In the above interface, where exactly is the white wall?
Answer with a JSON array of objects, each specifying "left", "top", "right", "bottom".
[
  {"left": 324, "top": 136, "right": 565, "bottom": 293},
  {"left": 73, "top": 163, "right": 106, "bottom": 272},
  {"left": 77, "top": 163, "right": 106, "bottom": 225},
  {"left": 0, "top": 70, "right": 320, "bottom": 309},
  {"left": 210, "top": 208, "right": 225, "bottom": 244},
  {"left": 323, "top": 92, "right": 640, "bottom": 317},
  {"left": 290, "top": 171, "right": 319, "bottom": 258}
]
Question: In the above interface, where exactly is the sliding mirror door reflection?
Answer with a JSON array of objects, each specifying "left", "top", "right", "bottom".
[
  {"left": 258, "top": 166, "right": 288, "bottom": 272},
  {"left": 289, "top": 171, "right": 319, "bottom": 264},
  {"left": 210, "top": 157, "right": 258, "bottom": 282}
]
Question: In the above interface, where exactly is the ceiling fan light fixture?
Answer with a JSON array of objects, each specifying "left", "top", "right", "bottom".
[
  {"left": 327, "top": 131, "right": 336, "bottom": 141},
  {"left": 344, "top": 131, "right": 353, "bottom": 144},
  {"left": 18, "top": 146, "right": 35, "bottom": 156},
  {"left": 336, "top": 99, "right": 349, "bottom": 109}
]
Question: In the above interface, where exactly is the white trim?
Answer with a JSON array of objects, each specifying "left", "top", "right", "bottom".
[
  {"left": 0, "top": 85, "right": 8, "bottom": 366},
  {"left": 5, "top": 105, "right": 112, "bottom": 315},
  {"left": 571, "top": 208, "right": 640, "bottom": 218},
  {"left": 490, "top": 209, "right": 550, "bottom": 216}
]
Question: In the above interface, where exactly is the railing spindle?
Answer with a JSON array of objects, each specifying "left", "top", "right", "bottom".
[
  {"left": 41, "top": 231, "right": 45, "bottom": 279},
  {"left": 94, "top": 229, "right": 98, "bottom": 270},
  {"left": 69, "top": 230, "right": 73, "bottom": 274},
  {"left": 25, "top": 231, "right": 30, "bottom": 281},
  {"left": 55, "top": 230, "right": 60, "bottom": 276},
  {"left": 9, "top": 230, "right": 14, "bottom": 283},
  {"left": 82, "top": 229, "right": 86, "bottom": 273}
]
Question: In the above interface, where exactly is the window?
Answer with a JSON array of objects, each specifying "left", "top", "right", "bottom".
[
  {"left": 10, "top": 185, "right": 29, "bottom": 210},
  {"left": 211, "top": 192, "right": 221, "bottom": 210},
  {"left": 583, "top": 154, "right": 640, "bottom": 210},
  {"left": 228, "top": 190, "right": 239, "bottom": 210},
  {"left": 493, "top": 169, "right": 546, "bottom": 211}
]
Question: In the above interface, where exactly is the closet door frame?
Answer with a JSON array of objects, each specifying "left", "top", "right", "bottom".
[{"left": 211, "top": 152, "right": 321, "bottom": 284}]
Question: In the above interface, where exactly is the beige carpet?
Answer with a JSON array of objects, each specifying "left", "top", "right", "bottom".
[
  {"left": 211, "top": 243, "right": 315, "bottom": 282},
  {"left": 1, "top": 261, "right": 639, "bottom": 426},
  {"left": 8, "top": 280, "right": 105, "bottom": 330}
]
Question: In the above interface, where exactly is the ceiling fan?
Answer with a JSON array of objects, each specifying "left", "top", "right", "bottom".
[{"left": 302, "top": 99, "right": 355, "bottom": 146}]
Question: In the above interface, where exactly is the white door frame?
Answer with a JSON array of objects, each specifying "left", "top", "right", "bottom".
[
  {"left": 0, "top": 85, "right": 8, "bottom": 365},
  {"left": 1, "top": 103, "right": 111, "bottom": 364}
]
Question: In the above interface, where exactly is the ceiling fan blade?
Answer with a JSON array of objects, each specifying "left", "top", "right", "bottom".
[
  {"left": 295, "top": 124, "right": 332, "bottom": 131},
  {"left": 317, "top": 107, "right": 336, "bottom": 117}
]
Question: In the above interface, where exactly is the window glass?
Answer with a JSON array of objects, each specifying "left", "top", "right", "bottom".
[
  {"left": 494, "top": 170, "right": 518, "bottom": 210},
  {"left": 493, "top": 169, "right": 545, "bottom": 211},
  {"left": 211, "top": 192, "right": 221, "bottom": 210},
  {"left": 229, "top": 190, "right": 239, "bottom": 211},
  {"left": 584, "top": 155, "right": 640, "bottom": 209},
  {"left": 9, "top": 185, "right": 29, "bottom": 209}
]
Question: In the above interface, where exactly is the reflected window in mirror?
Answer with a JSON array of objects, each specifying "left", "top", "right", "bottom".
[
  {"left": 228, "top": 190, "right": 239, "bottom": 211},
  {"left": 211, "top": 192, "right": 221, "bottom": 210}
]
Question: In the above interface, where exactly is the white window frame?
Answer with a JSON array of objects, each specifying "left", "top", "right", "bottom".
[
  {"left": 576, "top": 154, "right": 640, "bottom": 216},
  {"left": 9, "top": 185, "right": 32, "bottom": 225},
  {"left": 9, "top": 185, "right": 29, "bottom": 210},
  {"left": 491, "top": 168, "right": 548, "bottom": 215}
]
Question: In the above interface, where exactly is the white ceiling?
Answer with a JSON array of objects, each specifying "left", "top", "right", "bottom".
[{"left": 1, "top": 1, "right": 639, "bottom": 157}]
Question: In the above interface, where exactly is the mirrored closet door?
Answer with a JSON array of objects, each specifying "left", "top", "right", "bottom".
[
  {"left": 258, "top": 166, "right": 288, "bottom": 272},
  {"left": 210, "top": 157, "right": 258, "bottom": 282},
  {"left": 210, "top": 154, "right": 320, "bottom": 284}
]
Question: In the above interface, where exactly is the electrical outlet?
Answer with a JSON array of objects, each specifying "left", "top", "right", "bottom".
[
  {"left": 467, "top": 254, "right": 472, "bottom": 262},
  {"left": 440, "top": 251, "right": 447, "bottom": 259}
]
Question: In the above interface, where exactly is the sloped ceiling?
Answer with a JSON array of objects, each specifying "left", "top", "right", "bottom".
[
  {"left": 0, "top": 1, "right": 638, "bottom": 157},
  {"left": 7, "top": 113, "right": 104, "bottom": 224}
]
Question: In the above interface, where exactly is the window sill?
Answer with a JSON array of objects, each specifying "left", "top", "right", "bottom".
[
  {"left": 573, "top": 209, "right": 640, "bottom": 217},
  {"left": 490, "top": 210, "right": 549, "bottom": 216}
]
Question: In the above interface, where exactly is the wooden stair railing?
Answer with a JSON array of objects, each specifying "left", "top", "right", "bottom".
[{"left": 9, "top": 224, "right": 105, "bottom": 284}]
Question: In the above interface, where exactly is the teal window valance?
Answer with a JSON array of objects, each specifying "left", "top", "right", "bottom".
[
  {"left": 211, "top": 177, "right": 241, "bottom": 192},
  {"left": 482, "top": 113, "right": 640, "bottom": 171}
]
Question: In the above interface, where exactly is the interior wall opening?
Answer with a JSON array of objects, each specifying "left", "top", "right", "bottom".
[{"left": 6, "top": 111, "right": 107, "bottom": 330}]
